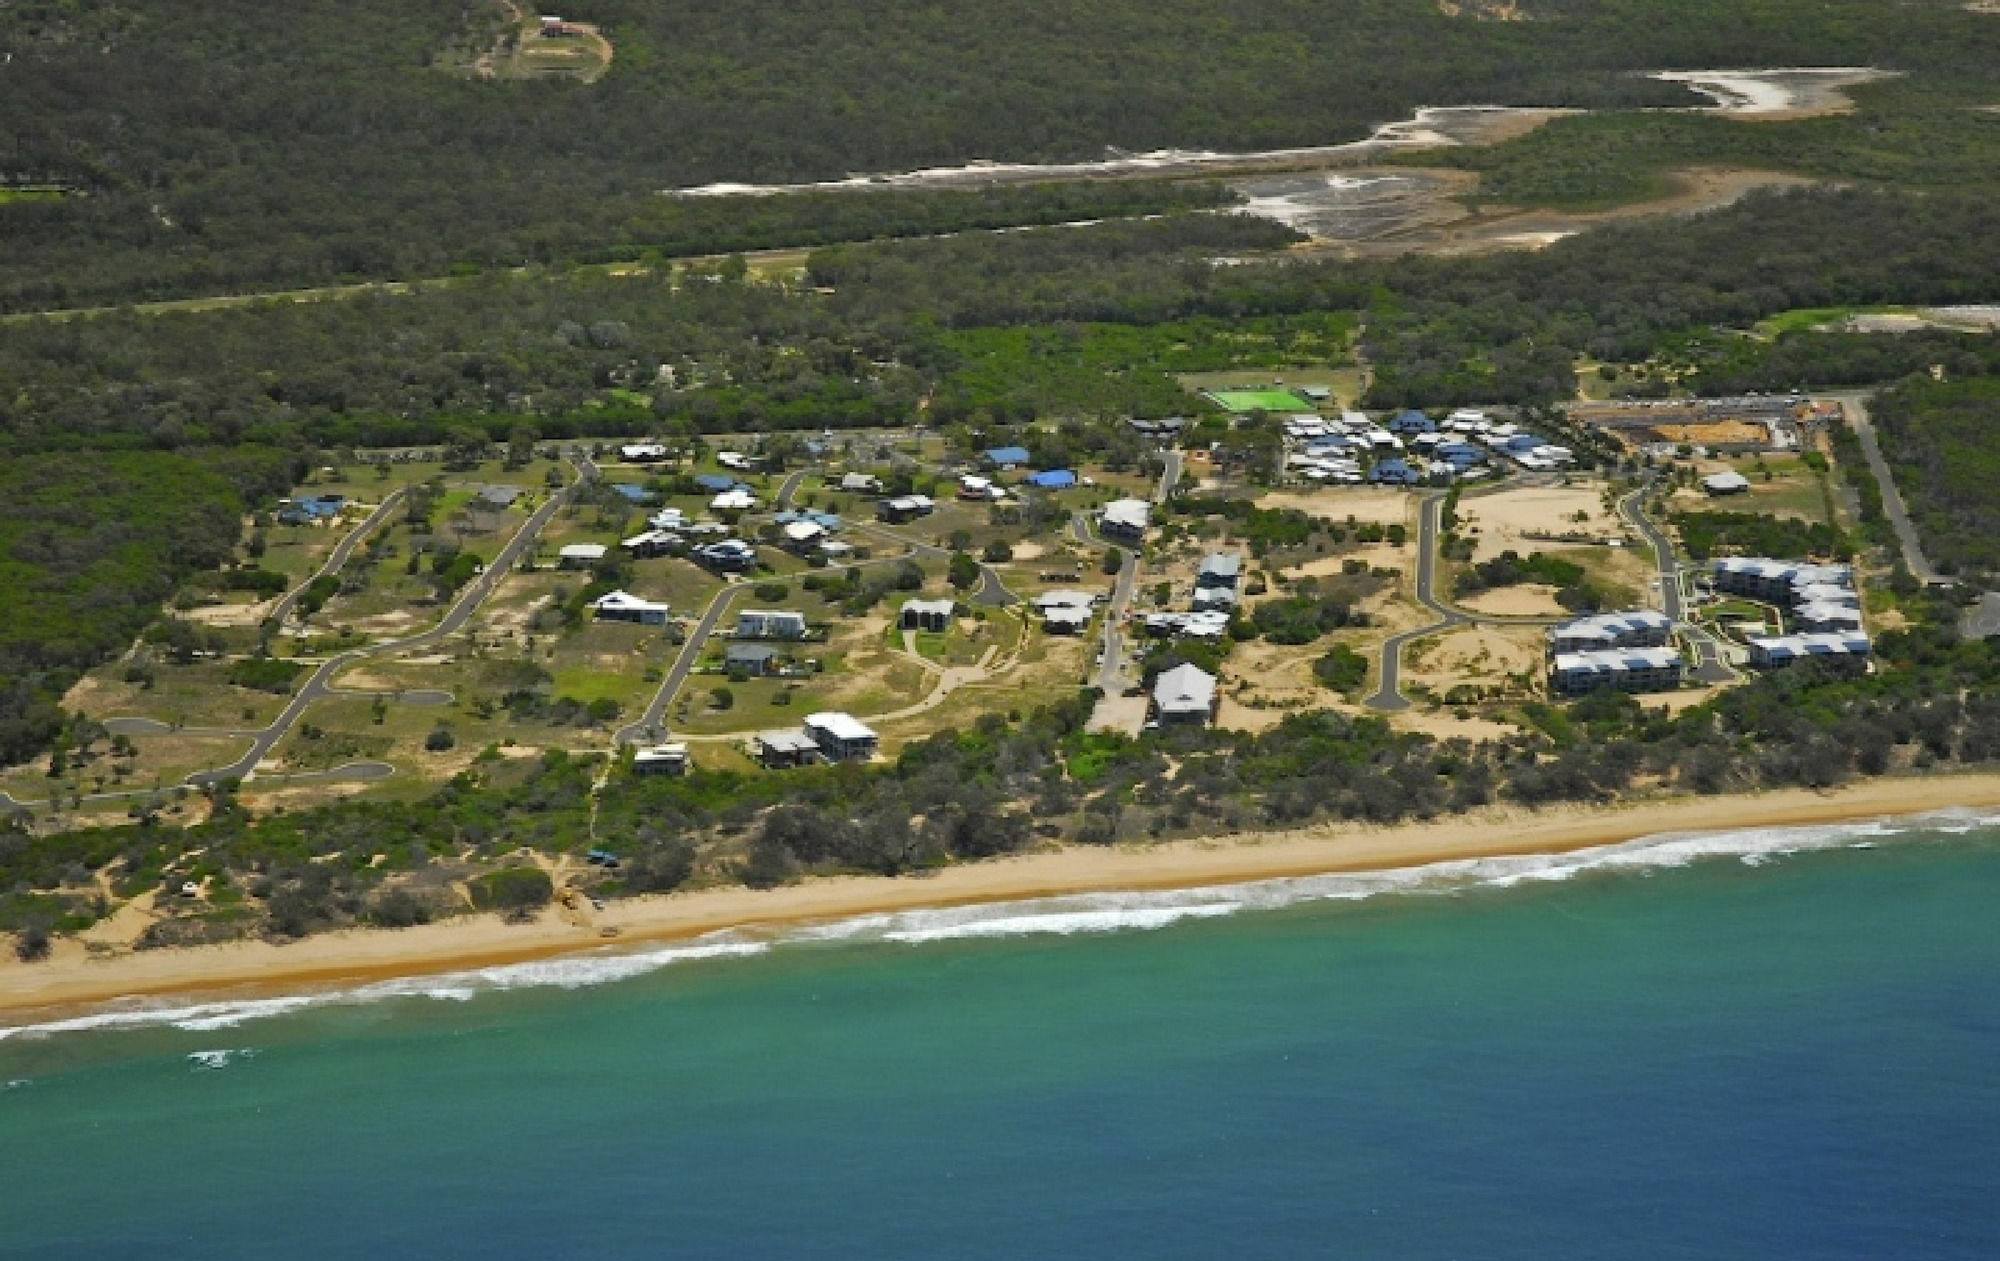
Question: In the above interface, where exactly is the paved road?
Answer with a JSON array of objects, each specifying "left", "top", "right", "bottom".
[
  {"left": 1363, "top": 491, "right": 1464, "bottom": 712},
  {"left": 1092, "top": 445, "right": 1179, "bottom": 694},
  {"left": 1618, "top": 482, "right": 1736, "bottom": 685},
  {"left": 1834, "top": 391, "right": 1938, "bottom": 582},
  {"left": 266, "top": 487, "right": 409, "bottom": 626},
  {"left": 189, "top": 459, "right": 595, "bottom": 784},
  {"left": 616, "top": 581, "right": 750, "bottom": 745},
  {"left": 774, "top": 469, "right": 809, "bottom": 510}
]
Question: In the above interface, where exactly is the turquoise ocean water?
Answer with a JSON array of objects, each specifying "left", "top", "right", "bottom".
[{"left": 4, "top": 810, "right": 1999, "bottom": 1259}]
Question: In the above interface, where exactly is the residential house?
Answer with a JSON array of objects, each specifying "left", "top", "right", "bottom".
[
  {"left": 693, "top": 473, "right": 741, "bottom": 493},
  {"left": 1368, "top": 459, "right": 1423, "bottom": 486},
  {"left": 632, "top": 743, "right": 689, "bottom": 776},
  {"left": 558, "top": 543, "right": 607, "bottom": 569},
  {"left": 1151, "top": 663, "right": 1218, "bottom": 726},
  {"left": 983, "top": 446, "right": 1032, "bottom": 469},
  {"left": 735, "top": 609, "right": 808, "bottom": 640},
  {"left": 876, "top": 494, "right": 936, "bottom": 524},
  {"left": 1389, "top": 409, "right": 1435, "bottom": 435},
  {"left": 900, "top": 599, "right": 955, "bottom": 633},
  {"left": 620, "top": 443, "right": 670, "bottom": 463},
  {"left": 1025, "top": 469, "right": 1078, "bottom": 490},
  {"left": 1196, "top": 553, "right": 1242, "bottom": 592},
  {"left": 1041, "top": 604, "right": 1092, "bottom": 634},
  {"left": 590, "top": 590, "right": 670, "bottom": 626},
  {"left": 1702, "top": 471, "right": 1752, "bottom": 496},
  {"left": 609, "top": 483, "right": 657, "bottom": 506},
  {"left": 755, "top": 729, "right": 822, "bottom": 769},
  {"left": 477, "top": 485, "right": 524, "bottom": 508},
  {"left": 711, "top": 489, "right": 758, "bottom": 512},
  {"left": 621, "top": 529, "right": 679, "bottom": 559},
  {"left": 839, "top": 472, "right": 883, "bottom": 494},
  {"left": 1099, "top": 499, "right": 1151, "bottom": 542},
  {"left": 725, "top": 643, "right": 781, "bottom": 677},
  {"left": 804, "top": 712, "right": 879, "bottom": 762},
  {"left": 693, "top": 539, "right": 757, "bottom": 572}
]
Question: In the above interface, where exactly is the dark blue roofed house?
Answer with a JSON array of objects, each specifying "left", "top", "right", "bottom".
[
  {"left": 1025, "top": 469, "right": 1077, "bottom": 490},
  {"left": 1435, "top": 442, "right": 1483, "bottom": 468},
  {"left": 983, "top": 446, "right": 1032, "bottom": 469},
  {"left": 1369, "top": 458, "right": 1422, "bottom": 486},
  {"left": 276, "top": 494, "right": 346, "bottom": 526},
  {"left": 693, "top": 473, "right": 743, "bottom": 493},
  {"left": 1389, "top": 409, "right": 1435, "bottom": 435},
  {"left": 610, "top": 483, "right": 658, "bottom": 505}
]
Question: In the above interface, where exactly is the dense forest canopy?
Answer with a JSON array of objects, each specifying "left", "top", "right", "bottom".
[
  {"left": 4, "top": 186, "right": 1998, "bottom": 455},
  {"left": 2, "top": 0, "right": 1996, "bottom": 308},
  {"left": 0, "top": 448, "right": 298, "bottom": 767}
]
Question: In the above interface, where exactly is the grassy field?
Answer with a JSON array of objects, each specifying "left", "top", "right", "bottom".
[{"left": 1207, "top": 388, "right": 1317, "bottom": 414}]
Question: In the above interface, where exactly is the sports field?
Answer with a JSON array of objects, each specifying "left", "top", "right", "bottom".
[{"left": 1206, "top": 388, "right": 1311, "bottom": 413}]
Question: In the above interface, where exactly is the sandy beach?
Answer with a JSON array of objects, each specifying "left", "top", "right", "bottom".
[{"left": 5, "top": 772, "right": 1999, "bottom": 1021}]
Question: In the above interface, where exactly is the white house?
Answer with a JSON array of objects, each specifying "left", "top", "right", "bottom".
[
  {"left": 804, "top": 712, "right": 878, "bottom": 762},
  {"left": 1100, "top": 499, "right": 1151, "bottom": 542},
  {"left": 711, "top": 489, "right": 758, "bottom": 512},
  {"left": 1152, "top": 663, "right": 1218, "bottom": 725},
  {"left": 590, "top": 590, "right": 670, "bottom": 626},
  {"left": 736, "top": 609, "right": 808, "bottom": 640},
  {"left": 558, "top": 543, "right": 607, "bottom": 569}
]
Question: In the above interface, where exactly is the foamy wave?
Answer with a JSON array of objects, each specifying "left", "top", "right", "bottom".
[
  {"left": 187, "top": 1048, "right": 255, "bottom": 1071},
  {"left": 4, "top": 808, "right": 1993, "bottom": 1043},
  {"left": 0, "top": 940, "right": 767, "bottom": 1043}
]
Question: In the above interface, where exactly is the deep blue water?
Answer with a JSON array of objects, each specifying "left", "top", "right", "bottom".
[{"left": 4, "top": 817, "right": 1998, "bottom": 1259}]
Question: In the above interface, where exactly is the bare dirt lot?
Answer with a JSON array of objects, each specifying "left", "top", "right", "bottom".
[
  {"left": 1256, "top": 487, "right": 1415, "bottom": 526},
  {"left": 1458, "top": 584, "right": 1568, "bottom": 618},
  {"left": 1405, "top": 626, "right": 1544, "bottom": 697},
  {"left": 1455, "top": 484, "right": 1613, "bottom": 562}
]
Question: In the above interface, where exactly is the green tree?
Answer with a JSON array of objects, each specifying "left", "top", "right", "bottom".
[{"left": 948, "top": 551, "right": 980, "bottom": 590}]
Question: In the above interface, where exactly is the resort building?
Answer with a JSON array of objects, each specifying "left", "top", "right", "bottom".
[
  {"left": 1711, "top": 558, "right": 1855, "bottom": 606},
  {"left": 1746, "top": 632, "right": 1872, "bottom": 673},
  {"left": 1549, "top": 648, "right": 1684, "bottom": 696},
  {"left": 1549, "top": 610, "right": 1673, "bottom": 653}
]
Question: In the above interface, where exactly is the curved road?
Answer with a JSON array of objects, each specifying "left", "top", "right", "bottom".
[
  {"left": 189, "top": 459, "right": 596, "bottom": 784},
  {"left": 1618, "top": 482, "right": 1735, "bottom": 685},
  {"left": 1363, "top": 491, "right": 1464, "bottom": 712},
  {"left": 265, "top": 487, "right": 410, "bottom": 626},
  {"left": 615, "top": 581, "right": 750, "bottom": 746}
]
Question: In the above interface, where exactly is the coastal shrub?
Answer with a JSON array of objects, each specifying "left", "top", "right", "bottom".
[
  {"left": 225, "top": 657, "right": 305, "bottom": 694},
  {"left": 1312, "top": 644, "right": 1370, "bottom": 693},
  {"left": 468, "top": 866, "right": 554, "bottom": 912}
]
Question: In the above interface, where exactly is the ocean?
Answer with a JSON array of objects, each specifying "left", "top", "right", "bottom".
[{"left": 4, "top": 811, "right": 1998, "bottom": 1259}]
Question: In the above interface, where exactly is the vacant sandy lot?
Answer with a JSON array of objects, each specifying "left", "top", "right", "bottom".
[
  {"left": 1256, "top": 487, "right": 1415, "bottom": 527},
  {"left": 1405, "top": 626, "right": 1544, "bottom": 696},
  {"left": 1459, "top": 584, "right": 1567, "bottom": 618},
  {"left": 1456, "top": 484, "right": 1610, "bottom": 561}
]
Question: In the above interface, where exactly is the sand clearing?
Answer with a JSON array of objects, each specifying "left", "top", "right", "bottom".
[
  {"left": 1651, "top": 68, "right": 1895, "bottom": 119},
  {"left": 1456, "top": 484, "right": 1608, "bottom": 561},
  {"left": 1458, "top": 584, "right": 1568, "bottom": 618},
  {"left": 1255, "top": 488, "right": 1414, "bottom": 527},
  {"left": 7, "top": 773, "right": 1999, "bottom": 1019}
]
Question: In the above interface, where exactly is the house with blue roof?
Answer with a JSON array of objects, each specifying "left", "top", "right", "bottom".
[
  {"left": 693, "top": 473, "right": 744, "bottom": 493},
  {"left": 1389, "top": 410, "right": 1435, "bottom": 435},
  {"left": 1435, "top": 442, "right": 1484, "bottom": 466},
  {"left": 983, "top": 446, "right": 1032, "bottom": 468},
  {"left": 1368, "top": 458, "right": 1423, "bottom": 486},
  {"left": 610, "top": 483, "right": 658, "bottom": 505},
  {"left": 276, "top": 495, "right": 346, "bottom": 526},
  {"left": 1025, "top": 469, "right": 1077, "bottom": 490}
]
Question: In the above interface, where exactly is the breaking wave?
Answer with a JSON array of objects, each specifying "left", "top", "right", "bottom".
[{"left": 3, "top": 808, "right": 1993, "bottom": 1043}]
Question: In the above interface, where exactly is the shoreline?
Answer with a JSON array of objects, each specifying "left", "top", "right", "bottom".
[{"left": 5, "top": 772, "right": 2000, "bottom": 1024}]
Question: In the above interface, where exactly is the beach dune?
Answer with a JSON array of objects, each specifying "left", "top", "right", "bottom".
[{"left": 5, "top": 772, "right": 1999, "bottom": 1021}]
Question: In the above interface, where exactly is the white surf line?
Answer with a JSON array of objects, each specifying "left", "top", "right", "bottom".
[{"left": 8, "top": 805, "right": 1994, "bottom": 1043}]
